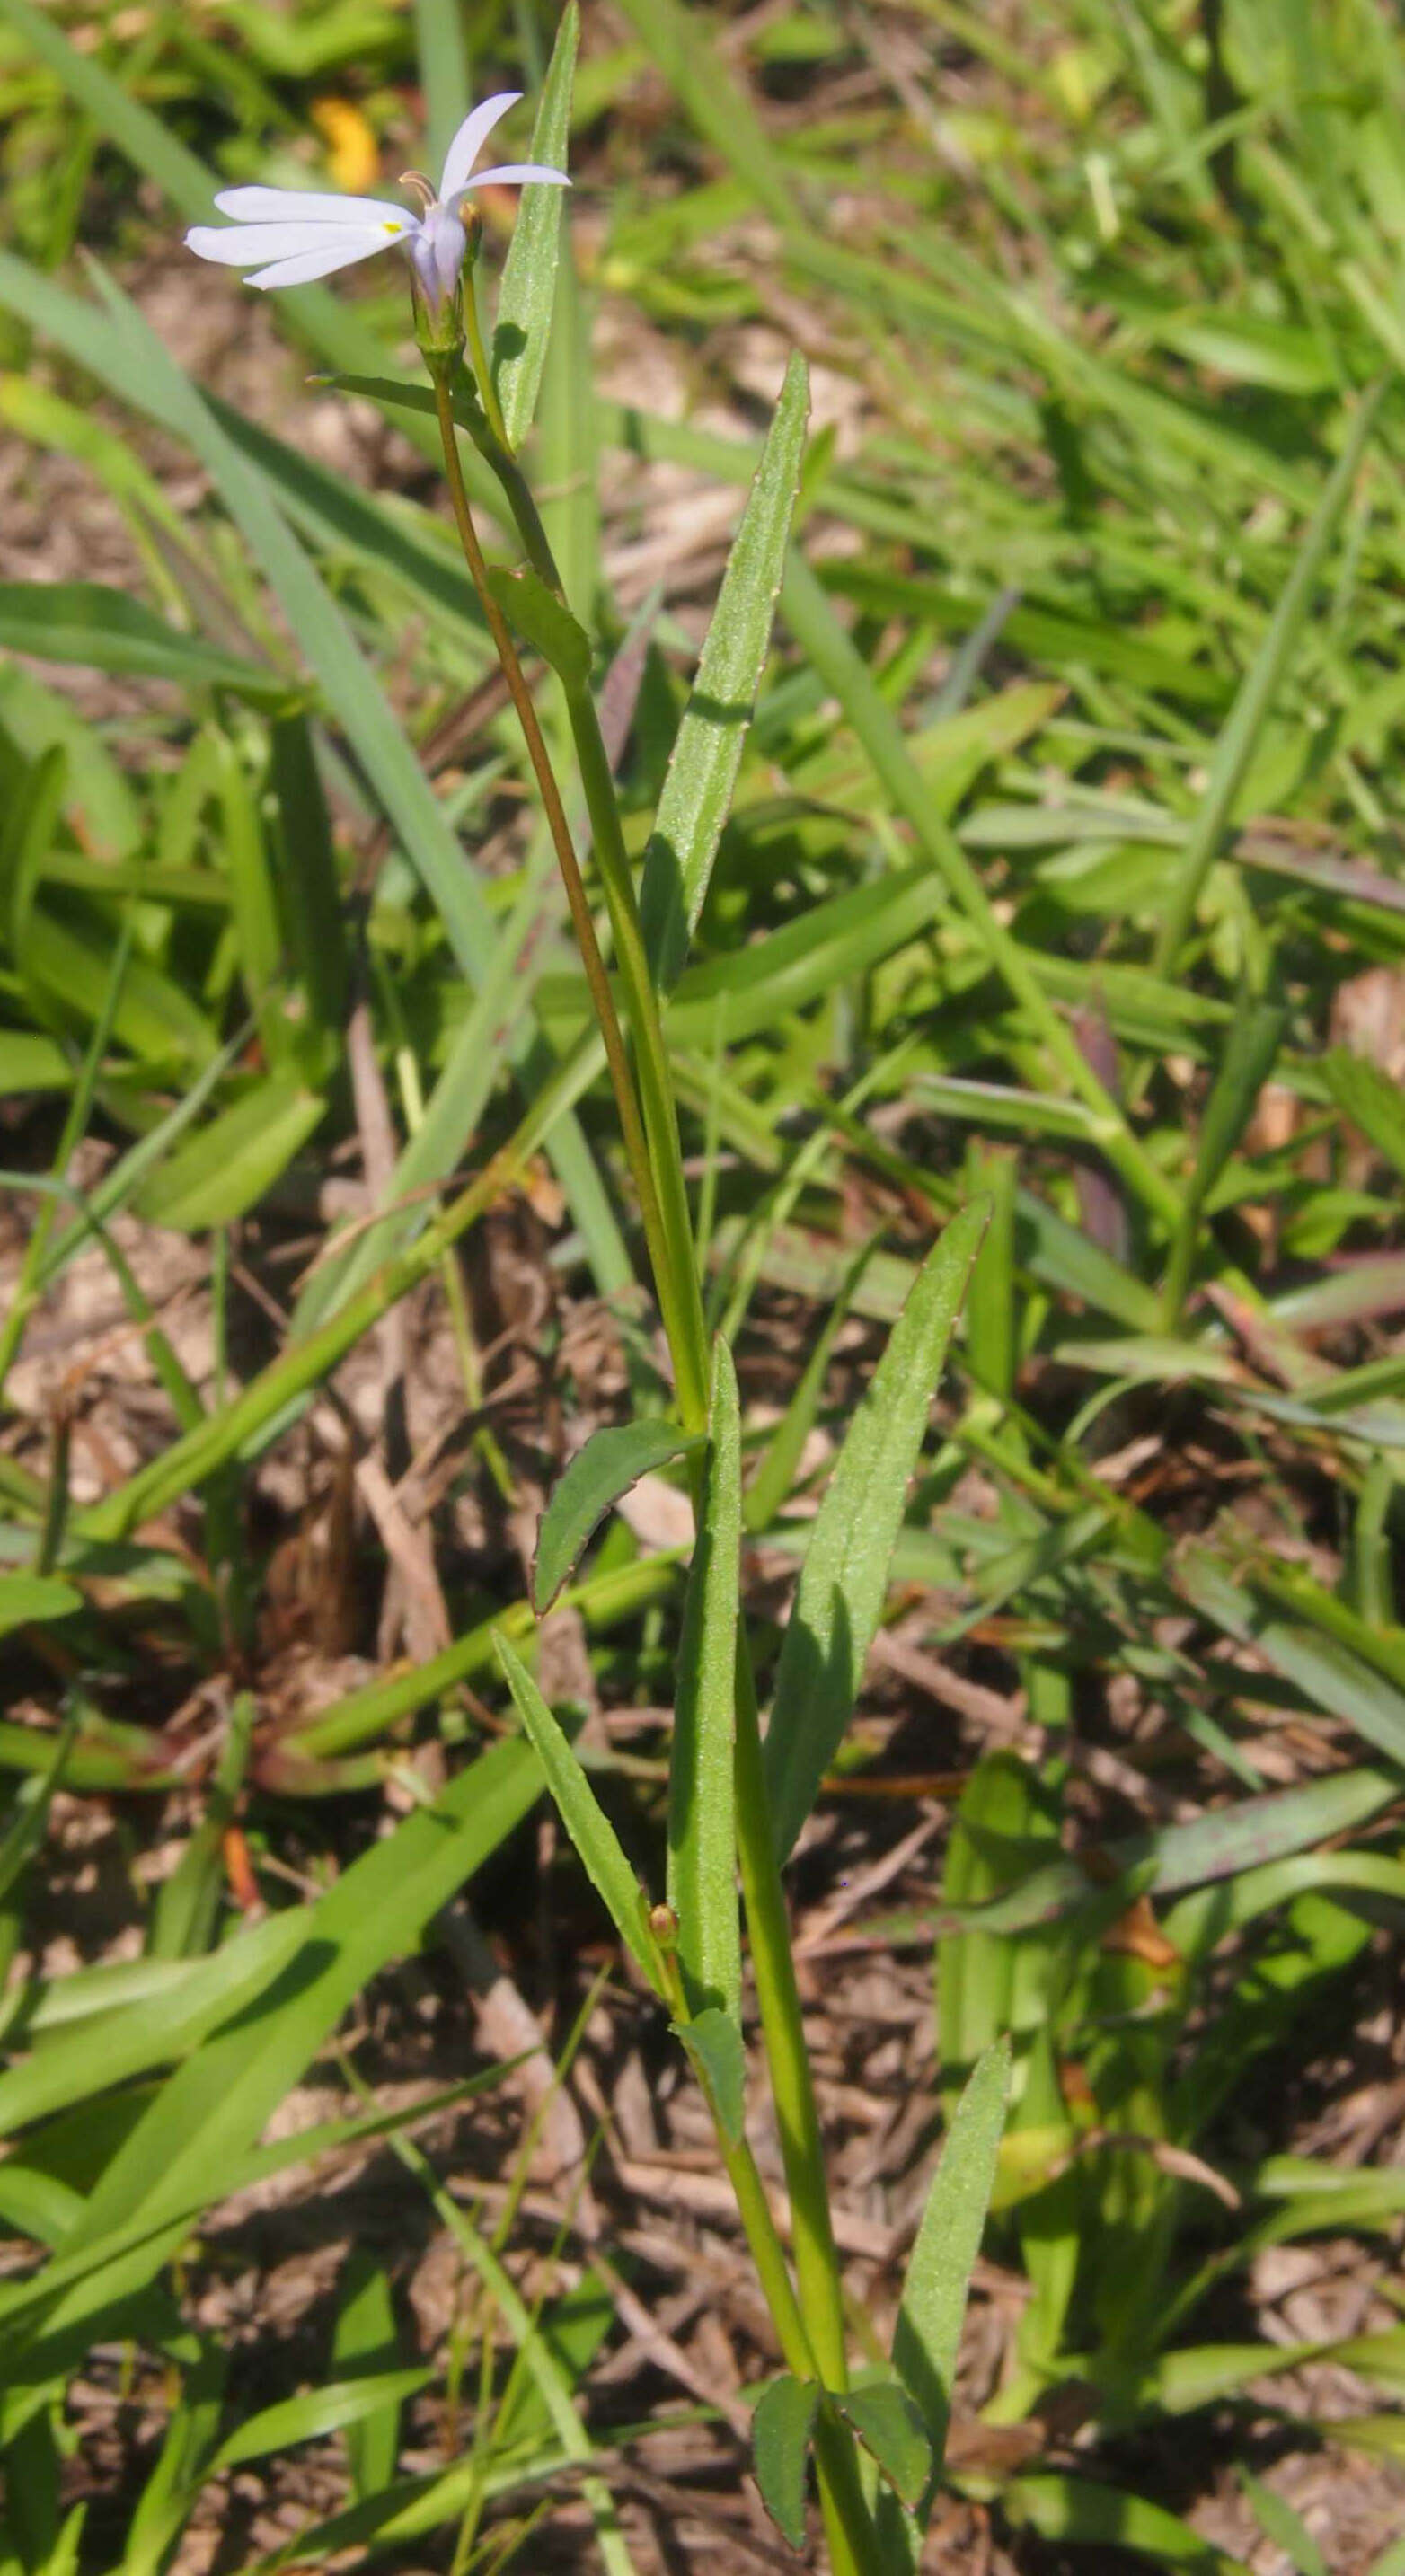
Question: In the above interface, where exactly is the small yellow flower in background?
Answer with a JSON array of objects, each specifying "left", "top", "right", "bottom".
[{"left": 310, "top": 99, "right": 381, "bottom": 194}]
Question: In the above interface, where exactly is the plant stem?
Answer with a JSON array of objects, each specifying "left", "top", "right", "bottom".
[
  {"left": 457, "top": 383, "right": 711, "bottom": 1432},
  {"left": 426, "top": 365, "right": 695, "bottom": 1396},
  {"left": 444, "top": 347, "right": 879, "bottom": 2566},
  {"left": 732, "top": 1645, "right": 850, "bottom": 2393}
]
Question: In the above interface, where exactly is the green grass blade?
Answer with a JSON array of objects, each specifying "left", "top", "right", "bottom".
[
  {"left": 1176, "top": 1547, "right": 1405, "bottom": 1764},
  {"left": 869, "top": 1764, "right": 1401, "bottom": 1947},
  {"left": 0, "top": 1742, "right": 539, "bottom": 2373},
  {"left": 210, "top": 2370, "right": 433, "bottom": 2475},
  {"left": 1004, "top": 2474, "right": 1252, "bottom": 2574},
  {"left": 641, "top": 351, "right": 809, "bottom": 987},
  {"left": 0, "top": 1912, "right": 307, "bottom": 2141},
  {"left": 132, "top": 1078, "right": 326, "bottom": 1232},
  {"left": 1153, "top": 384, "right": 1385, "bottom": 968},
  {"left": 744, "top": 1237, "right": 879, "bottom": 1534},
  {"left": 80, "top": 266, "right": 499, "bottom": 987},
  {"left": 333, "top": 2253, "right": 402, "bottom": 2504},
  {"left": 764, "top": 1200, "right": 985, "bottom": 1859},
  {"left": 0, "top": 583, "right": 285, "bottom": 699},
  {"left": 412, "top": 0, "right": 470, "bottom": 178},
  {"left": 610, "top": 0, "right": 801, "bottom": 230},
  {"left": 779, "top": 554, "right": 1180, "bottom": 1231}
]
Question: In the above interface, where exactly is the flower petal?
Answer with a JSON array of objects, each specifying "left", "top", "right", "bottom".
[
  {"left": 437, "top": 91, "right": 522, "bottom": 202},
  {"left": 187, "top": 221, "right": 346, "bottom": 267},
  {"left": 243, "top": 234, "right": 404, "bottom": 288},
  {"left": 214, "top": 186, "right": 414, "bottom": 228},
  {"left": 457, "top": 162, "right": 571, "bottom": 196}
]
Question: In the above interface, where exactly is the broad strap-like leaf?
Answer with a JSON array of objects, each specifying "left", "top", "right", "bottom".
[
  {"left": 752, "top": 2374, "right": 818, "bottom": 2549},
  {"left": 494, "top": 1634, "right": 666, "bottom": 1994},
  {"left": 764, "top": 1200, "right": 986, "bottom": 1858},
  {"left": 641, "top": 352, "right": 809, "bottom": 989},
  {"left": 534, "top": 1419, "right": 704, "bottom": 1614},
  {"left": 333, "top": 2252, "right": 402, "bottom": 2506},
  {"left": 667, "top": 1338, "right": 742, "bottom": 2022},
  {"left": 133, "top": 1079, "right": 326, "bottom": 1233},
  {"left": 492, "top": 4, "right": 579, "bottom": 452},
  {"left": 210, "top": 2369, "right": 433, "bottom": 2475},
  {"left": 1003, "top": 2471, "right": 1255, "bottom": 2572}
]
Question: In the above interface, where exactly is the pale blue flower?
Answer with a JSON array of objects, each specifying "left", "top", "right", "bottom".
[{"left": 185, "top": 93, "right": 568, "bottom": 304}]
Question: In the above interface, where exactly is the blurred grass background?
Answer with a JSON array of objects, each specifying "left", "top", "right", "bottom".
[{"left": 2, "top": 1, "right": 1405, "bottom": 2569}]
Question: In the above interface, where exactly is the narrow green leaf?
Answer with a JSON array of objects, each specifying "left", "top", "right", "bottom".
[
  {"left": 1319, "top": 2415, "right": 1405, "bottom": 2463},
  {"left": 47, "top": 266, "right": 499, "bottom": 990},
  {"left": 744, "top": 1238, "right": 879, "bottom": 1532},
  {"left": 1125, "top": 2343, "right": 1324, "bottom": 2419},
  {"left": 832, "top": 2379, "right": 932, "bottom": 2509},
  {"left": 752, "top": 2374, "right": 818, "bottom": 2549},
  {"left": 0, "top": 1913, "right": 308, "bottom": 2141},
  {"left": 0, "top": 1742, "right": 539, "bottom": 2372},
  {"left": 779, "top": 555, "right": 1178, "bottom": 1229},
  {"left": 148, "top": 1696, "right": 252, "bottom": 1962},
  {"left": 411, "top": 0, "right": 469, "bottom": 176},
  {"left": 291, "top": 865, "right": 549, "bottom": 1337},
  {"left": 210, "top": 2370, "right": 432, "bottom": 2475},
  {"left": 764, "top": 1201, "right": 986, "bottom": 1858},
  {"left": 334, "top": 2254, "right": 403, "bottom": 2505},
  {"left": 1153, "top": 384, "right": 1385, "bottom": 967},
  {"left": 0, "top": 1577, "right": 79, "bottom": 1639},
  {"left": 641, "top": 351, "right": 810, "bottom": 988},
  {"left": 610, "top": 0, "right": 801, "bottom": 230},
  {"left": 0, "top": 583, "right": 286, "bottom": 699},
  {"left": 533, "top": 1421, "right": 704, "bottom": 1615},
  {"left": 676, "top": 2006, "right": 747, "bottom": 2148},
  {"left": 892, "top": 2039, "right": 1010, "bottom": 2474},
  {"left": 1005, "top": 2475, "right": 1252, "bottom": 2572},
  {"left": 493, "top": 1633, "right": 664, "bottom": 1992},
  {"left": 0, "top": 2079, "right": 505, "bottom": 2352},
  {"left": 132, "top": 1080, "right": 325, "bottom": 1232},
  {"left": 1322, "top": 1046, "right": 1405, "bottom": 1181},
  {"left": 493, "top": 4, "right": 579, "bottom": 451},
  {"left": 268, "top": 710, "right": 348, "bottom": 1037},
  {"left": 0, "top": 1724, "right": 75, "bottom": 1913},
  {"left": 1177, "top": 1547, "right": 1405, "bottom": 1764},
  {"left": 123, "top": 2333, "right": 225, "bottom": 2576},
  {"left": 668, "top": 1338, "right": 741, "bottom": 2022},
  {"left": 1189, "top": 994, "right": 1289, "bottom": 1204},
  {"left": 936, "top": 1759, "right": 1062, "bottom": 2111},
  {"left": 867, "top": 1763, "right": 1400, "bottom": 1948},
  {"left": 485, "top": 564, "right": 592, "bottom": 689}
]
